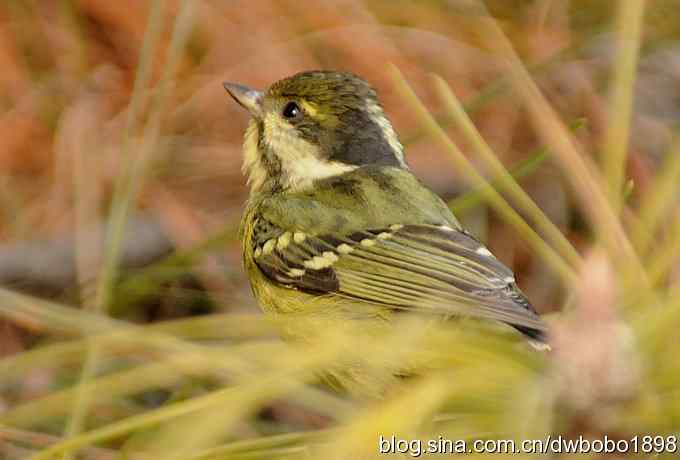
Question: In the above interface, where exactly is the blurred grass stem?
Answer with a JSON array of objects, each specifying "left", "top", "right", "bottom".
[
  {"left": 59, "top": 0, "right": 166, "bottom": 448},
  {"left": 469, "top": 0, "right": 647, "bottom": 287},
  {"left": 631, "top": 136, "right": 680, "bottom": 256},
  {"left": 390, "top": 66, "right": 577, "bottom": 287},
  {"left": 433, "top": 74, "right": 582, "bottom": 271},
  {"left": 603, "top": 0, "right": 645, "bottom": 214}
]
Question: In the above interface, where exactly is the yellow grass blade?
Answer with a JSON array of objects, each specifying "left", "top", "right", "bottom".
[
  {"left": 187, "top": 430, "right": 331, "bottom": 460},
  {"left": 0, "top": 314, "right": 275, "bottom": 384},
  {"left": 646, "top": 210, "right": 680, "bottom": 286},
  {"left": 468, "top": 1, "right": 647, "bottom": 289},
  {"left": 602, "top": 0, "right": 646, "bottom": 213},
  {"left": 64, "top": 3, "right": 196, "bottom": 455},
  {"left": 631, "top": 136, "right": 680, "bottom": 255},
  {"left": 389, "top": 66, "right": 577, "bottom": 287},
  {"left": 25, "top": 324, "right": 374, "bottom": 460},
  {"left": 432, "top": 74, "right": 582, "bottom": 271}
]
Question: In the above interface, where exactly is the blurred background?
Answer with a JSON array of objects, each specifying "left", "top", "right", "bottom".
[{"left": 1, "top": 1, "right": 679, "bottom": 458}]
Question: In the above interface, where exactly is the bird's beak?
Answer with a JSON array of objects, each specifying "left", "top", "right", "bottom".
[{"left": 223, "top": 82, "right": 263, "bottom": 118}]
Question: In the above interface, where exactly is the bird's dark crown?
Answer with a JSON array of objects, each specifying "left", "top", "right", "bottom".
[
  {"left": 264, "top": 70, "right": 406, "bottom": 169},
  {"left": 267, "top": 71, "right": 379, "bottom": 112}
]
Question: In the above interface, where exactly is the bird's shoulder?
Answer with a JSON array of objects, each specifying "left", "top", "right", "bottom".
[{"left": 249, "top": 165, "right": 459, "bottom": 238}]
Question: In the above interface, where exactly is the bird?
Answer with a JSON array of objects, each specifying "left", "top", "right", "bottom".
[{"left": 223, "top": 70, "right": 549, "bottom": 371}]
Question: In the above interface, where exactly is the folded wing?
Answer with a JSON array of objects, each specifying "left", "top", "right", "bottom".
[{"left": 252, "top": 222, "right": 546, "bottom": 340}]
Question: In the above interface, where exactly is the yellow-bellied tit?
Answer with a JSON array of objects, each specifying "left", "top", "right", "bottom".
[{"left": 224, "top": 71, "right": 549, "bottom": 364}]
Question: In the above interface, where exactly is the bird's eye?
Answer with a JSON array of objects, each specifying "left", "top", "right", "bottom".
[{"left": 282, "top": 102, "right": 301, "bottom": 119}]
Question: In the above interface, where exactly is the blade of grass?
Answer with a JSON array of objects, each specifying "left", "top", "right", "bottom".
[
  {"left": 0, "top": 288, "right": 117, "bottom": 337},
  {"left": 1, "top": 338, "right": 352, "bottom": 430},
  {"left": 602, "top": 0, "right": 646, "bottom": 213},
  {"left": 0, "top": 289, "right": 347, "bottom": 426},
  {"left": 630, "top": 135, "right": 680, "bottom": 255},
  {"left": 61, "top": 0, "right": 167, "bottom": 454},
  {"left": 27, "top": 386, "right": 251, "bottom": 460},
  {"left": 327, "top": 375, "right": 451, "bottom": 460},
  {"left": 449, "top": 148, "right": 548, "bottom": 214},
  {"left": 433, "top": 75, "right": 582, "bottom": 271},
  {"left": 449, "top": 118, "right": 587, "bottom": 214},
  {"left": 0, "top": 288, "right": 273, "bottom": 365},
  {"left": 126, "top": 314, "right": 450, "bottom": 459},
  {"left": 96, "top": 0, "right": 167, "bottom": 315},
  {"left": 1, "top": 353, "right": 217, "bottom": 428},
  {"left": 401, "top": 72, "right": 512, "bottom": 147},
  {"left": 634, "top": 291, "right": 680, "bottom": 354},
  {"left": 64, "top": 3, "right": 195, "bottom": 456},
  {"left": 0, "top": 313, "right": 275, "bottom": 384},
  {"left": 469, "top": 1, "right": 647, "bottom": 287},
  {"left": 22, "top": 314, "right": 519, "bottom": 458},
  {"left": 327, "top": 336, "right": 544, "bottom": 460},
  {"left": 400, "top": 30, "right": 593, "bottom": 148},
  {"left": 0, "top": 427, "right": 116, "bottom": 460},
  {"left": 187, "top": 430, "right": 332, "bottom": 460},
  {"left": 25, "top": 323, "right": 368, "bottom": 460},
  {"left": 389, "top": 66, "right": 577, "bottom": 287},
  {"left": 645, "top": 210, "right": 680, "bottom": 286},
  {"left": 6, "top": 291, "right": 546, "bottom": 458}
]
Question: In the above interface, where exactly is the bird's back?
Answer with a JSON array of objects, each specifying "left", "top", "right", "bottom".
[{"left": 248, "top": 166, "right": 460, "bottom": 236}]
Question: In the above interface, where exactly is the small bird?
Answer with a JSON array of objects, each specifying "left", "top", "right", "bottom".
[{"left": 224, "top": 71, "right": 548, "bottom": 357}]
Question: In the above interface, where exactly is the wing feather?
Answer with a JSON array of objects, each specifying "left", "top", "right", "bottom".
[{"left": 251, "top": 222, "right": 546, "bottom": 336}]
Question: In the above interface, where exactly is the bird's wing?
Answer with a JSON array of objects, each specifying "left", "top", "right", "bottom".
[{"left": 251, "top": 221, "right": 546, "bottom": 336}]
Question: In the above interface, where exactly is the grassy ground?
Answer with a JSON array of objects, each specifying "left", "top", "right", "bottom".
[{"left": 1, "top": 1, "right": 679, "bottom": 458}]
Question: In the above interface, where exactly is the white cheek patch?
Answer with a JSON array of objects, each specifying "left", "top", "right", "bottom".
[{"left": 262, "top": 112, "right": 356, "bottom": 191}]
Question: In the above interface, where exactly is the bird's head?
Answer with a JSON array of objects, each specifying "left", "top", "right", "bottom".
[{"left": 224, "top": 71, "right": 406, "bottom": 193}]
